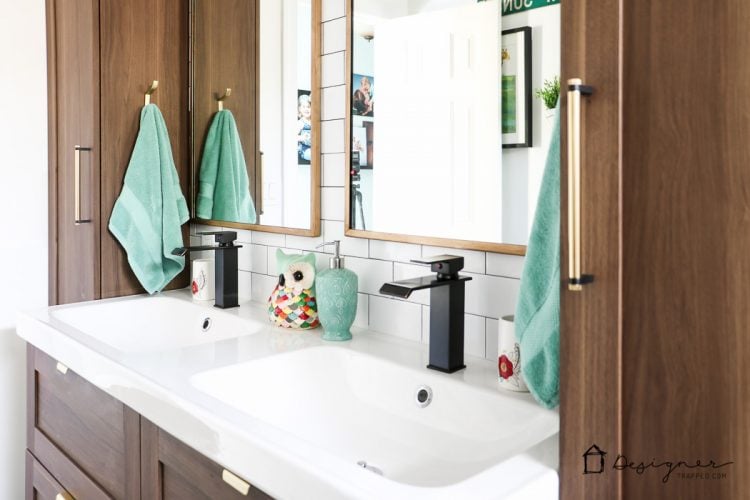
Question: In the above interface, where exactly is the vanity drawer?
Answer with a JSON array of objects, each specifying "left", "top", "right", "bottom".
[
  {"left": 141, "top": 418, "right": 272, "bottom": 500},
  {"left": 26, "top": 450, "right": 72, "bottom": 500},
  {"left": 28, "top": 346, "right": 140, "bottom": 499},
  {"left": 26, "top": 448, "right": 109, "bottom": 500}
]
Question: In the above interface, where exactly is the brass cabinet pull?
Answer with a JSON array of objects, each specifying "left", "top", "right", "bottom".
[
  {"left": 55, "top": 362, "right": 69, "bottom": 375},
  {"left": 74, "top": 145, "right": 92, "bottom": 225},
  {"left": 222, "top": 469, "right": 250, "bottom": 495},
  {"left": 55, "top": 492, "right": 73, "bottom": 500},
  {"left": 566, "top": 79, "right": 595, "bottom": 291}
]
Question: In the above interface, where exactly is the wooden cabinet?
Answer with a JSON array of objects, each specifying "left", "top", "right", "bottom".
[
  {"left": 141, "top": 419, "right": 271, "bottom": 500},
  {"left": 28, "top": 347, "right": 138, "bottom": 499},
  {"left": 47, "top": 0, "right": 190, "bottom": 305},
  {"left": 26, "top": 346, "right": 271, "bottom": 500},
  {"left": 560, "top": 1, "right": 750, "bottom": 499}
]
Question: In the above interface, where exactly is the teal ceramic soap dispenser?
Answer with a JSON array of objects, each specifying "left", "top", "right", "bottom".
[{"left": 315, "top": 241, "right": 358, "bottom": 341}]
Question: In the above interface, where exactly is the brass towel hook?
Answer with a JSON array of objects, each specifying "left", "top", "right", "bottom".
[
  {"left": 217, "top": 88, "right": 232, "bottom": 111},
  {"left": 145, "top": 80, "right": 159, "bottom": 106}
]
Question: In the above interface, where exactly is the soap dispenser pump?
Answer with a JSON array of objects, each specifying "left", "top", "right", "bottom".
[{"left": 315, "top": 241, "right": 358, "bottom": 341}]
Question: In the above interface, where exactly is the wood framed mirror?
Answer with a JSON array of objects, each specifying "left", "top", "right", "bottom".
[
  {"left": 192, "top": 0, "right": 321, "bottom": 237},
  {"left": 345, "top": 0, "right": 560, "bottom": 256}
]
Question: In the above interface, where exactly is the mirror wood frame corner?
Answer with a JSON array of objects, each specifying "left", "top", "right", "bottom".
[
  {"left": 343, "top": 0, "right": 527, "bottom": 256},
  {"left": 193, "top": 0, "right": 322, "bottom": 238}
]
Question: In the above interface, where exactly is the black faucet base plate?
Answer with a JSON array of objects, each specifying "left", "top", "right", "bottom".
[
  {"left": 427, "top": 364, "right": 466, "bottom": 374},
  {"left": 214, "top": 304, "right": 239, "bottom": 309}
]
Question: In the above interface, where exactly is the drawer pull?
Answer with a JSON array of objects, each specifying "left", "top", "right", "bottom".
[
  {"left": 55, "top": 362, "right": 69, "bottom": 375},
  {"left": 55, "top": 493, "right": 73, "bottom": 500},
  {"left": 222, "top": 469, "right": 250, "bottom": 495}
]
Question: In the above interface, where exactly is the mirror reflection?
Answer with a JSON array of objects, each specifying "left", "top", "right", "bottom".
[
  {"left": 192, "top": 0, "right": 315, "bottom": 230},
  {"left": 349, "top": 0, "right": 560, "bottom": 247}
]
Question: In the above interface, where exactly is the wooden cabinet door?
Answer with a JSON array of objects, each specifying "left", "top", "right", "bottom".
[
  {"left": 28, "top": 347, "right": 140, "bottom": 499},
  {"left": 141, "top": 419, "right": 272, "bottom": 500},
  {"left": 49, "top": 0, "right": 101, "bottom": 305},
  {"left": 26, "top": 451, "right": 72, "bottom": 500},
  {"left": 561, "top": 1, "right": 750, "bottom": 499},
  {"left": 99, "top": 0, "right": 191, "bottom": 299}
]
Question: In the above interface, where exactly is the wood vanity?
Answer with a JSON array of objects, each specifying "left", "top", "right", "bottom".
[{"left": 26, "top": 346, "right": 271, "bottom": 500}]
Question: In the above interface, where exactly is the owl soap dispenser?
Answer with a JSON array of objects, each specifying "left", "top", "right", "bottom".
[{"left": 315, "top": 241, "right": 358, "bottom": 341}]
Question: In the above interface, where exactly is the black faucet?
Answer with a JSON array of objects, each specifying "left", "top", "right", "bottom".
[
  {"left": 172, "top": 231, "right": 242, "bottom": 309},
  {"left": 379, "top": 255, "right": 472, "bottom": 373}
]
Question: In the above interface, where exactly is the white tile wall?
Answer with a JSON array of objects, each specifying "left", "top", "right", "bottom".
[{"left": 190, "top": 12, "right": 528, "bottom": 362}]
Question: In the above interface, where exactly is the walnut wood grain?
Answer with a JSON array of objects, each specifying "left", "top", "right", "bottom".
[
  {"left": 29, "top": 347, "right": 139, "bottom": 499},
  {"left": 141, "top": 418, "right": 273, "bottom": 500},
  {"left": 51, "top": 0, "right": 101, "bottom": 304},
  {"left": 559, "top": 0, "right": 622, "bottom": 499},
  {"left": 620, "top": 1, "right": 750, "bottom": 498},
  {"left": 26, "top": 451, "right": 75, "bottom": 500},
  {"left": 99, "top": 0, "right": 190, "bottom": 299}
]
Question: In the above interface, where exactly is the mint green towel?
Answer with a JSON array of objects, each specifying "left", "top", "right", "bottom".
[
  {"left": 196, "top": 110, "right": 257, "bottom": 223},
  {"left": 108, "top": 104, "right": 189, "bottom": 295},
  {"left": 515, "top": 108, "right": 561, "bottom": 409}
]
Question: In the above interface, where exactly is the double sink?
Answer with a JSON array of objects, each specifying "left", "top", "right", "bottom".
[{"left": 17, "top": 291, "right": 559, "bottom": 499}]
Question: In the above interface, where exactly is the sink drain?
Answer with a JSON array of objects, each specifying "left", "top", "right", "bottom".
[
  {"left": 415, "top": 385, "right": 433, "bottom": 408},
  {"left": 357, "top": 461, "right": 384, "bottom": 476},
  {"left": 201, "top": 317, "right": 212, "bottom": 332}
]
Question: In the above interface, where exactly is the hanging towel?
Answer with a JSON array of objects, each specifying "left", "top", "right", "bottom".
[
  {"left": 108, "top": 104, "right": 189, "bottom": 295},
  {"left": 515, "top": 108, "right": 561, "bottom": 409},
  {"left": 196, "top": 110, "right": 257, "bottom": 223}
]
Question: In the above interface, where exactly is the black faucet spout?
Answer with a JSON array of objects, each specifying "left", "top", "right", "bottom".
[{"left": 379, "top": 256, "right": 472, "bottom": 373}]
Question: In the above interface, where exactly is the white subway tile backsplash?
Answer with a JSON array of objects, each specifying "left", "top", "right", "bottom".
[
  {"left": 238, "top": 245, "right": 252, "bottom": 272},
  {"left": 322, "top": 0, "right": 346, "bottom": 21},
  {"left": 322, "top": 220, "right": 369, "bottom": 258},
  {"left": 321, "top": 187, "right": 345, "bottom": 221},
  {"left": 322, "top": 85, "right": 346, "bottom": 120},
  {"left": 190, "top": 224, "right": 213, "bottom": 236},
  {"left": 321, "top": 52, "right": 346, "bottom": 88},
  {"left": 322, "top": 18, "right": 346, "bottom": 54},
  {"left": 422, "top": 246, "right": 486, "bottom": 274},
  {"left": 485, "top": 318, "right": 499, "bottom": 362},
  {"left": 234, "top": 229, "right": 253, "bottom": 244},
  {"left": 321, "top": 119, "right": 345, "bottom": 153},
  {"left": 464, "top": 273, "right": 520, "bottom": 319},
  {"left": 354, "top": 293, "right": 369, "bottom": 328},
  {"left": 238, "top": 271, "right": 252, "bottom": 300},
  {"left": 286, "top": 232, "right": 324, "bottom": 251},
  {"left": 346, "top": 256, "right": 393, "bottom": 295},
  {"left": 420, "top": 309, "right": 486, "bottom": 359},
  {"left": 251, "top": 231, "right": 286, "bottom": 247},
  {"left": 369, "top": 296, "right": 421, "bottom": 342},
  {"left": 250, "top": 244, "right": 268, "bottom": 274},
  {"left": 251, "top": 273, "right": 278, "bottom": 304},
  {"left": 322, "top": 153, "right": 345, "bottom": 187},
  {"left": 369, "top": 240, "right": 421, "bottom": 263},
  {"left": 486, "top": 253, "right": 525, "bottom": 279}
]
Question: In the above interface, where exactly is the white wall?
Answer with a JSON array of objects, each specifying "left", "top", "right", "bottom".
[{"left": 0, "top": 0, "right": 49, "bottom": 497}]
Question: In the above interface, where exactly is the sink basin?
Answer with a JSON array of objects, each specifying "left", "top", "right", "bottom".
[
  {"left": 50, "top": 296, "right": 263, "bottom": 353},
  {"left": 190, "top": 346, "right": 559, "bottom": 488}
]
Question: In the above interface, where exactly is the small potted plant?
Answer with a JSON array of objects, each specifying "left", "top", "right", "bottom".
[{"left": 535, "top": 76, "right": 560, "bottom": 117}]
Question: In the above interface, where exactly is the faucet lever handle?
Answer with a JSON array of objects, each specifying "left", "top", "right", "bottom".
[
  {"left": 197, "top": 230, "right": 238, "bottom": 246},
  {"left": 411, "top": 255, "right": 465, "bottom": 277}
]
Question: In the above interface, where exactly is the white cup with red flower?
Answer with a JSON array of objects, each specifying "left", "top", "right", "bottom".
[
  {"left": 497, "top": 315, "right": 528, "bottom": 392},
  {"left": 191, "top": 259, "right": 215, "bottom": 301}
]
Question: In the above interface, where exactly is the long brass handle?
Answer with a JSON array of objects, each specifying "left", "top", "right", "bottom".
[
  {"left": 74, "top": 146, "right": 92, "bottom": 225},
  {"left": 567, "top": 79, "right": 594, "bottom": 291},
  {"left": 222, "top": 469, "right": 250, "bottom": 495},
  {"left": 55, "top": 493, "right": 73, "bottom": 500}
]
